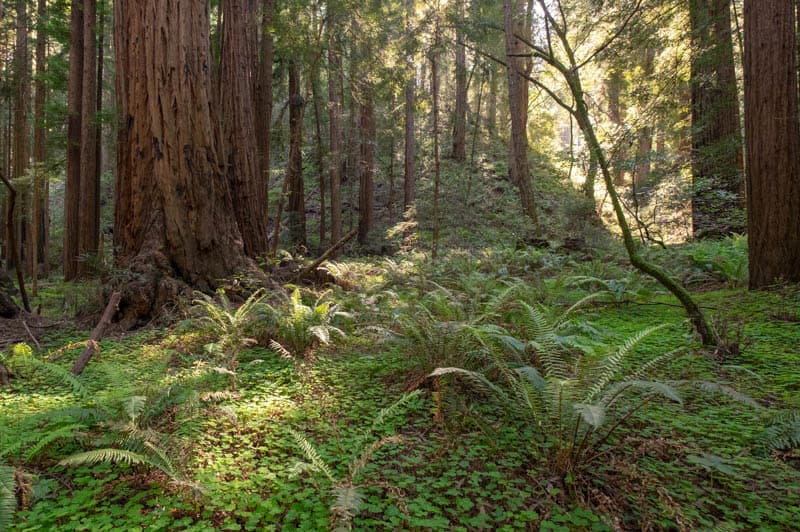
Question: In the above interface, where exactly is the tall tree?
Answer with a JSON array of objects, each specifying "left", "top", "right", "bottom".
[
  {"left": 286, "top": 60, "right": 306, "bottom": 248},
  {"left": 503, "top": 0, "right": 537, "bottom": 223},
  {"left": 403, "top": 0, "right": 416, "bottom": 217},
  {"left": 64, "top": 0, "right": 83, "bottom": 280},
  {"left": 78, "top": 0, "right": 100, "bottom": 273},
  {"left": 13, "top": 0, "right": 31, "bottom": 274},
  {"left": 30, "top": 0, "right": 48, "bottom": 284},
  {"left": 744, "top": 0, "right": 800, "bottom": 287},
  {"left": 328, "top": 14, "right": 343, "bottom": 254},
  {"left": 451, "top": 0, "right": 467, "bottom": 162},
  {"left": 114, "top": 0, "right": 251, "bottom": 323},
  {"left": 220, "top": 0, "right": 269, "bottom": 257},
  {"left": 690, "top": 0, "right": 744, "bottom": 238},
  {"left": 357, "top": 86, "right": 376, "bottom": 244},
  {"left": 255, "top": 0, "right": 273, "bottom": 249}
]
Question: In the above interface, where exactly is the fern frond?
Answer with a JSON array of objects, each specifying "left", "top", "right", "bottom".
[
  {"left": 331, "top": 484, "right": 365, "bottom": 516},
  {"left": 0, "top": 463, "right": 16, "bottom": 531},
  {"left": 59, "top": 448, "right": 150, "bottom": 467},
  {"left": 11, "top": 354, "right": 86, "bottom": 396},
  {"left": 689, "top": 381, "right": 762, "bottom": 409},
  {"left": 582, "top": 324, "right": 668, "bottom": 404},
  {"left": 349, "top": 436, "right": 403, "bottom": 480},
  {"left": 269, "top": 340, "right": 293, "bottom": 359},
  {"left": 289, "top": 430, "right": 336, "bottom": 483},
  {"left": 24, "top": 423, "right": 86, "bottom": 463},
  {"left": 371, "top": 391, "right": 421, "bottom": 431},
  {"left": 601, "top": 380, "right": 683, "bottom": 408},
  {"left": 759, "top": 410, "right": 800, "bottom": 451}
]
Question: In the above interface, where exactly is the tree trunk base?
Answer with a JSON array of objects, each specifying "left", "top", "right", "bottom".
[{"left": 115, "top": 250, "right": 192, "bottom": 329}]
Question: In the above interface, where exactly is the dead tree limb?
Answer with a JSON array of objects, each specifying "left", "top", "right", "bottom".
[
  {"left": 71, "top": 291, "right": 121, "bottom": 375},
  {"left": 296, "top": 229, "right": 357, "bottom": 280},
  {"left": 0, "top": 171, "right": 31, "bottom": 312}
]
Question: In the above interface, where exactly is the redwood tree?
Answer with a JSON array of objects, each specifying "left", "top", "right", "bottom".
[
  {"left": 64, "top": 0, "right": 83, "bottom": 280},
  {"left": 744, "top": 0, "right": 800, "bottom": 287},
  {"left": 690, "top": 0, "right": 744, "bottom": 238},
  {"left": 503, "top": 0, "right": 536, "bottom": 224},
  {"left": 451, "top": 0, "right": 467, "bottom": 162},
  {"left": 114, "top": 0, "right": 250, "bottom": 322},
  {"left": 286, "top": 60, "right": 306, "bottom": 248},
  {"left": 78, "top": 0, "right": 100, "bottom": 272},
  {"left": 220, "top": 0, "right": 269, "bottom": 257},
  {"left": 328, "top": 16, "right": 343, "bottom": 254}
]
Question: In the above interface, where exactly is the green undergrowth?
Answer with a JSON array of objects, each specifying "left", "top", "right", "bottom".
[{"left": 2, "top": 237, "right": 800, "bottom": 530}]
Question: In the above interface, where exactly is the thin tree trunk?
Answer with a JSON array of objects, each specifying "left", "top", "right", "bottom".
[
  {"left": 14, "top": 0, "right": 31, "bottom": 278},
  {"left": 431, "top": 31, "right": 442, "bottom": 261},
  {"left": 357, "top": 85, "right": 375, "bottom": 245},
  {"left": 451, "top": 0, "right": 467, "bottom": 162},
  {"left": 64, "top": 0, "right": 83, "bottom": 281},
  {"left": 487, "top": 64, "right": 498, "bottom": 137},
  {"left": 311, "top": 67, "right": 326, "bottom": 250},
  {"left": 78, "top": 0, "right": 99, "bottom": 276},
  {"left": 504, "top": 0, "right": 537, "bottom": 224},
  {"left": 403, "top": 0, "right": 416, "bottom": 216},
  {"left": 286, "top": 61, "right": 306, "bottom": 248},
  {"left": 0, "top": 171, "right": 30, "bottom": 313},
  {"left": 744, "top": 0, "right": 800, "bottom": 287},
  {"left": 30, "top": 0, "right": 47, "bottom": 289},
  {"left": 328, "top": 20, "right": 343, "bottom": 256},
  {"left": 256, "top": 0, "right": 273, "bottom": 248}
]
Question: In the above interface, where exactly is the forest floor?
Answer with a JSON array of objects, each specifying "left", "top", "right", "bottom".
[
  {"left": 2, "top": 236, "right": 800, "bottom": 530},
  {"left": 2, "top": 159, "right": 800, "bottom": 530}
]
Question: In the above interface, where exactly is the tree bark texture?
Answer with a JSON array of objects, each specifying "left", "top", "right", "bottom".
[
  {"left": 357, "top": 88, "right": 376, "bottom": 244},
  {"left": 690, "top": 0, "right": 745, "bottom": 238},
  {"left": 114, "top": 0, "right": 250, "bottom": 324},
  {"left": 403, "top": 0, "right": 416, "bottom": 214},
  {"left": 220, "top": 0, "right": 269, "bottom": 257},
  {"left": 287, "top": 61, "right": 306, "bottom": 248},
  {"left": 451, "top": 0, "right": 467, "bottom": 162},
  {"left": 504, "top": 0, "right": 537, "bottom": 224},
  {"left": 13, "top": 0, "right": 31, "bottom": 277},
  {"left": 79, "top": 0, "right": 100, "bottom": 273},
  {"left": 328, "top": 20, "right": 343, "bottom": 255},
  {"left": 64, "top": 0, "right": 84, "bottom": 281},
  {"left": 255, "top": 0, "right": 273, "bottom": 249},
  {"left": 31, "top": 0, "right": 48, "bottom": 280},
  {"left": 744, "top": 0, "right": 800, "bottom": 287}
]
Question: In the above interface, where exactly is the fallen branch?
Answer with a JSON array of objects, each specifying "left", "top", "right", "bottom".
[
  {"left": 71, "top": 292, "right": 121, "bottom": 375},
  {"left": 0, "top": 170, "right": 31, "bottom": 313},
  {"left": 296, "top": 229, "right": 358, "bottom": 281},
  {"left": 21, "top": 321, "right": 41, "bottom": 351},
  {"left": 0, "top": 361, "right": 10, "bottom": 386}
]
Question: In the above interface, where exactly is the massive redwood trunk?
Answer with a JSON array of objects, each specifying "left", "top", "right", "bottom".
[
  {"left": 64, "top": 0, "right": 83, "bottom": 281},
  {"left": 220, "top": 0, "right": 269, "bottom": 257},
  {"left": 114, "top": 0, "right": 250, "bottom": 323},
  {"left": 503, "top": 0, "right": 537, "bottom": 224},
  {"left": 744, "top": 0, "right": 800, "bottom": 287},
  {"left": 30, "top": 0, "right": 48, "bottom": 282},
  {"left": 690, "top": 0, "right": 744, "bottom": 238}
]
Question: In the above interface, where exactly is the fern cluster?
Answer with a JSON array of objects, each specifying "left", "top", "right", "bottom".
[{"left": 432, "top": 322, "right": 685, "bottom": 477}]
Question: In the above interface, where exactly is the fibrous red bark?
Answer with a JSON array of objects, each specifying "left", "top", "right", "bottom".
[{"left": 114, "top": 0, "right": 251, "bottom": 325}]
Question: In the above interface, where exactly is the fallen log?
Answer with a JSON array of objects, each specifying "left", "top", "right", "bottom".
[
  {"left": 71, "top": 292, "right": 122, "bottom": 376},
  {"left": 296, "top": 229, "right": 358, "bottom": 281}
]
